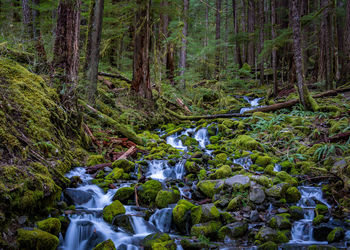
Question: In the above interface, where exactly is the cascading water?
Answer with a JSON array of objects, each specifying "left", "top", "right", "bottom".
[
  {"left": 290, "top": 186, "right": 331, "bottom": 244},
  {"left": 240, "top": 96, "right": 263, "bottom": 114},
  {"left": 149, "top": 208, "right": 173, "bottom": 233}
]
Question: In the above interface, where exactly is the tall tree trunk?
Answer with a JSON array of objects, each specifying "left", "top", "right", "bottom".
[
  {"left": 247, "top": 0, "right": 255, "bottom": 66},
  {"left": 12, "top": 0, "right": 20, "bottom": 22},
  {"left": 290, "top": 0, "right": 318, "bottom": 111},
  {"left": 233, "top": 0, "right": 242, "bottom": 67},
  {"left": 22, "top": 0, "right": 32, "bottom": 36},
  {"left": 84, "top": 0, "right": 104, "bottom": 105},
  {"left": 344, "top": 0, "right": 350, "bottom": 81},
  {"left": 271, "top": 0, "right": 278, "bottom": 96},
  {"left": 215, "top": 0, "right": 222, "bottom": 79},
  {"left": 53, "top": 0, "right": 81, "bottom": 109},
  {"left": 224, "top": 0, "right": 228, "bottom": 68},
  {"left": 179, "top": 0, "right": 189, "bottom": 87},
  {"left": 131, "top": 0, "right": 152, "bottom": 99},
  {"left": 258, "top": 0, "right": 264, "bottom": 85},
  {"left": 204, "top": 1, "right": 209, "bottom": 78}
]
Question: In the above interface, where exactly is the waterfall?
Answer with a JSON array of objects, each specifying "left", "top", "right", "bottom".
[{"left": 149, "top": 208, "right": 173, "bottom": 233}]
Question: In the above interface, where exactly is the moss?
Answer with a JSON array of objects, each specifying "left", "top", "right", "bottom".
[
  {"left": 215, "top": 153, "right": 228, "bottom": 164},
  {"left": 36, "top": 218, "right": 61, "bottom": 237},
  {"left": 87, "top": 154, "right": 105, "bottom": 166},
  {"left": 172, "top": 200, "right": 195, "bottom": 233},
  {"left": 113, "top": 187, "right": 134, "bottom": 204},
  {"left": 327, "top": 227, "right": 344, "bottom": 243},
  {"left": 102, "top": 200, "right": 126, "bottom": 223},
  {"left": 142, "top": 233, "right": 175, "bottom": 250},
  {"left": 155, "top": 190, "right": 180, "bottom": 209},
  {"left": 255, "top": 155, "right": 272, "bottom": 167},
  {"left": 256, "top": 176, "right": 270, "bottom": 187},
  {"left": 17, "top": 228, "right": 59, "bottom": 250},
  {"left": 226, "top": 196, "right": 242, "bottom": 211},
  {"left": 264, "top": 164, "right": 276, "bottom": 176},
  {"left": 210, "top": 165, "right": 232, "bottom": 179},
  {"left": 93, "top": 239, "right": 116, "bottom": 250},
  {"left": 138, "top": 180, "right": 162, "bottom": 205},
  {"left": 185, "top": 161, "right": 200, "bottom": 174},
  {"left": 258, "top": 241, "right": 278, "bottom": 250},
  {"left": 329, "top": 118, "right": 349, "bottom": 135},
  {"left": 220, "top": 212, "right": 235, "bottom": 224},
  {"left": 232, "top": 135, "right": 261, "bottom": 151},
  {"left": 111, "top": 159, "right": 135, "bottom": 173},
  {"left": 315, "top": 204, "right": 328, "bottom": 215},
  {"left": 285, "top": 187, "right": 301, "bottom": 203},
  {"left": 197, "top": 180, "right": 222, "bottom": 199},
  {"left": 313, "top": 215, "right": 326, "bottom": 226},
  {"left": 198, "top": 169, "right": 207, "bottom": 181},
  {"left": 218, "top": 222, "right": 248, "bottom": 240},
  {"left": 209, "top": 136, "right": 220, "bottom": 144},
  {"left": 276, "top": 171, "right": 298, "bottom": 186},
  {"left": 105, "top": 168, "right": 124, "bottom": 181},
  {"left": 290, "top": 206, "right": 304, "bottom": 220},
  {"left": 190, "top": 221, "right": 222, "bottom": 240}
]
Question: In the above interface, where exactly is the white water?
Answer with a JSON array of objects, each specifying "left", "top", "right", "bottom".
[
  {"left": 146, "top": 159, "right": 186, "bottom": 181},
  {"left": 290, "top": 186, "right": 331, "bottom": 245},
  {"left": 149, "top": 208, "right": 173, "bottom": 233},
  {"left": 233, "top": 156, "right": 253, "bottom": 170},
  {"left": 240, "top": 96, "right": 263, "bottom": 114}
]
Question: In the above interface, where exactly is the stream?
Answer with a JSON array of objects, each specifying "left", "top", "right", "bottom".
[{"left": 58, "top": 97, "right": 350, "bottom": 249}]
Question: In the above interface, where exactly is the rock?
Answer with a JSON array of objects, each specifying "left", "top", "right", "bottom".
[
  {"left": 255, "top": 227, "right": 277, "bottom": 242},
  {"left": 255, "top": 155, "right": 272, "bottom": 167},
  {"left": 250, "top": 210, "right": 260, "bottom": 222},
  {"left": 197, "top": 180, "right": 223, "bottom": 199},
  {"left": 249, "top": 188, "right": 265, "bottom": 204},
  {"left": 93, "top": 239, "right": 116, "bottom": 250},
  {"left": 113, "top": 187, "right": 135, "bottom": 204},
  {"left": 17, "top": 228, "right": 59, "bottom": 250},
  {"left": 198, "top": 204, "right": 220, "bottom": 223},
  {"left": 313, "top": 215, "right": 326, "bottom": 226},
  {"left": 218, "top": 222, "right": 248, "bottom": 239},
  {"left": 276, "top": 171, "right": 298, "bottom": 186},
  {"left": 142, "top": 233, "right": 175, "bottom": 250},
  {"left": 315, "top": 204, "right": 328, "bottom": 215},
  {"left": 191, "top": 152, "right": 203, "bottom": 159},
  {"left": 87, "top": 155, "right": 105, "bottom": 167},
  {"left": 112, "top": 214, "right": 134, "bottom": 234},
  {"left": 137, "top": 180, "right": 162, "bottom": 205},
  {"left": 285, "top": 187, "right": 301, "bottom": 203},
  {"left": 36, "top": 218, "right": 61, "bottom": 236},
  {"left": 313, "top": 223, "right": 333, "bottom": 241},
  {"left": 172, "top": 200, "right": 196, "bottom": 234},
  {"left": 155, "top": 189, "right": 180, "bottom": 208},
  {"left": 215, "top": 153, "right": 228, "bottom": 165},
  {"left": 105, "top": 168, "right": 124, "bottom": 181},
  {"left": 104, "top": 167, "right": 113, "bottom": 172},
  {"left": 180, "top": 239, "right": 209, "bottom": 250},
  {"left": 69, "top": 176, "right": 82, "bottom": 188},
  {"left": 277, "top": 208, "right": 288, "bottom": 214},
  {"left": 102, "top": 200, "right": 126, "bottom": 223},
  {"left": 210, "top": 165, "right": 232, "bottom": 179},
  {"left": 226, "top": 196, "right": 242, "bottom": 211},
  {"left": 190, "top": 221, "right": 222, "bottom": 240},
  {"left": 18, "top": 216, "right": 27, "bottom": 225},
  {"left": 111, "top": 159, "right": 135, "bottom": 173},
  {"left": 265, "top": 183, "right": 289, "bottom": 198},
  {"left": 232, "top": 135, "right": 261, "bottom": 151},
  {"left": 64, "top": 188, "right": 92, "bottom": 205},
  {"left": 289, "top": 206, "right": 304, "bottom": 220},
  {"left": 220, "top": 212, "right": 236, "bottom": 224},
  {"left": 257, "top": 241, "right": 278, "bottom": 250},
  {"left": 185, "top": 161, "right": 200, "bottom": 174},
  {"left": 268, "top": 215, "right": 291, "bottom": 230},
  {"left": 327, "top": 227, "right": 344, "bottom": 243},
  {"left": 224, "top": 175, "right": 250, "bottom": 187}
]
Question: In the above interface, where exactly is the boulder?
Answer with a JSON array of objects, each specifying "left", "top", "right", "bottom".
[
  {"left": 36, "top": 218, "right": 61, "bottom": 237},
  {"left": 142, "top": 233, "right": 175, "bottom": 250},
  {"left": 111, "top": 159, "right": 135, "bottom": 173},
  {"left": 313, "top": 223, "right": 333, "bottom": 241},
  {"left": 265, "top": 183, "right": 289, "bottom": 199},
  {"left": 190, "top": 221, "right": 222, "bottom": 240},
  {"left": 327, "top": 227, "right": 344, "bottom": 243},
  {"left": 197, "top": 180, "right": 223, "bottom": 199},
  {"left": 17, "top": 228, "right": 59, "bottom": 250},
  {"left": 224, "top": 175, "right": 250, "bottom": 188},
  {"left": 249, "top": 188, "right": 265, "bottom": 204},
  {"left": 113, "top": 187, "right": 135, "bottom": 204},
  {"left": 285, "top": 187, "right": 301, "bottom": 203},
  {"left": 289, "top": 206, "right": 304, "bottom": 220},
  {"left": 218, "top": 222, "right": 248, "bottom": 239},
  {"left": 138, "top": 180, "right": 162, "bottom": 205},
  {"left": 112, "top": 214, "right": 134, "bottom": 234},
  {"left": 64, "top": 188, "right": 92, "bottom": 205},
  {"left": 93, "top": 239, "right": 116, "bottom": 250},
  {"left": 268, "top": 215, "right": 291, "bottom": 230},
  {"left": 155, "top": 189, "right": 180, "bottom": 208},
  {"left": 102, "top": 200, "right": 126, "bottom": 223},
  {"left": 172, "top": 200, "right": 196, "bottom": 234}
]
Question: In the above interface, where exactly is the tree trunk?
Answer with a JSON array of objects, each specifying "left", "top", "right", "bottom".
[
  {"left": 204, "top": 1, "right": 209, "bottom": 78},
  {"left": 233, "top": 0, "right": 242, "bottom": 67},
  {"left": 84, "top": 0, "right": 104, "bottom": 105},
  {"left": 22, "top": 0, "right": 32, "bottom": 36},
  {"left": 247, "top": 0, "right": 255, "bottom": 66},
  {"left": 271, "top": 0, "right": 278, "bottom": 96},
  {"left": 53, "top": 0, "right": 81, "bottom": 109},
  {"left": 179, "top": 0, "right": 189, "bottom": 87},
  {"left": 224, "top": 0, "right": 228, "bottom": 68},
  {"left": 258, "top": 0, "right": 264, "bottom": 85},
  {"left": 131, "top": 0, "right": 152, "bottom": 99},
  {"left": 215, "top": 0, "right": 222, "bottom": 79},
  {"left": 344, "top": 0, "right": 350, "bottom": 81},
  {"left": 290, "top": 0, "right": 318, "bottom": 111}
]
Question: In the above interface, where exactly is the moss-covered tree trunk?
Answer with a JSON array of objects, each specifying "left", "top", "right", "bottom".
[
  {"left": 215, "top": 0, "right": 221, "bottom": 80},
  {"left": 131, "top": 0, "right": 152, "bottom": 99},
  {"left": 53, "top": 0, "right": 81, "bottom": 109},
  {"left": 84, "top": 0, "right": 104, "bottom": 105},
  {"left": 258, "top": 0, "right": 264, "bottom": 85},
  {"left": 247, "top": 0, "right": 255, "bottom": 67},
  {"left": 232, "top": 0, "right": 242, "bottom": 68},
  {"left": 179, "top": 0, "right": 189, "bottom": 87},
  {"left": 290, "top": 0, "right": 318, "bottom": 111},
  {"left": 344, "top": 0, "right": 350, "bottom": 81},
  {"left": 271, "top": 0, "right": 278, "bottom": 96}
]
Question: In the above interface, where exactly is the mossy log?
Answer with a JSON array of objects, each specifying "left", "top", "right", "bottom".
[
  {"left": 98, "top": 71, "right": 131, "bottom": 84},
  {"left": 311, "top": 132, "right": 350, "bottom": 145},
  {"left": 165, "top": 108, "right": 249, "bottom": 120},
  {"left": 0, "top": 44, "right": 35, "bottom": 64},
  {"left": 79, "top": 100, "right": 144, "bottom": 145}
]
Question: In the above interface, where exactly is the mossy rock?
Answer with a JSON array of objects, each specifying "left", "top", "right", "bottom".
[
  {"left": 255, "top": 155, "right": 272, "bottom": 167},
  {"left": 87, "top": 155, "right": 105, "bottom": 167},
  {"left": 190, "top": 221, "right": 222, "bottom": 240},
  {"left": 197, "top": 180, "right": 223, "bottom": 199},
  {"left": 155, "top": 189, "right": 180, "bottom": 209},
  {"left": 313, "top": 215, "right": 326, "bottom": 226},
  {"left": 276, "top": 171, "right": 298, "bottom": 186},
  {"left": 138, "top": 180, "right": 162, "bottom": 205},
  {"left": 36, "top": 218, "right": 61, "bottom": 236},
  {"left": 218, "top": 222, "right": 248, "bottom": 240},
  {"left": 111, "top": 159, "right": 135, "bottom": 173},
  {"left": 17, "top": 228, "right": 59, "bottom": 250},
  {"left": 142, "top": 233, "right": 175, "bottom": 250},
  {"left": 232, "top": 135, "right": 261, "bottom": 151},
  {"left": 215, "top": 153, "right": 228, "bottom": 165},
  {"left": 172, "top": 200, "right": 196, "bottom": 234},
  {"left": 105, "top": 168, "right": 124, "bottom": 181},
  {"left": 226, "top": 196, "right": 242, "bottom": 211},
  {"left": 289, "top": 206, "right": 304, "bottom": 220},
  {"left": 102, "top": 200, "right": 126, "bottom": 223},
  {"left": 285, "top": 187, "right": 301, "bottom": 203},
  {"left": 180, "top": 239, "right": 209, "bottom": 250},
  {"left": 113, "top": 187, "right": 134, "bottom": 204},
  {"left": 93, "top": 239, "right": 116, "bottom": 250},
  {"left": 210, "top": 165, "right": 232, "bottom": 179},
  {"left": 327, "top": 227, "right": 344, "bottom": 243},
  {"left": 185, "top": 161, "right": 200, "bottom": 174},
  {"left": 268, "top": 215, "right": 291, "bottom": 230},
  {"left": 315, "top": 204, "right": 328, "bottom": 215},
  {"left": 257, "top": 241, "right": 278, "bottom": 250}
]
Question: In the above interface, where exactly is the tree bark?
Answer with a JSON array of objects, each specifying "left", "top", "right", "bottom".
[
  {"left": 215, "top": 0, "right": 222, "bottom": 79},
  {"left": 271, "top": 0, "right": 278, "bottom": 96},
  {"left": 131, "top": 0, "right": 152, "bottom": 99},
  {"left": 258, "top": 0, "right": 264, "bottom": 85},
  {"left": 179, "top": 0, "right": 189, "bottom": 87},
  {"left": 344, "top": 0, "right": 350, "bottom": 81},
  {"left": 204, "top": 1, "right": 209, "bottom": 78},
  {"left": 224, "top": 0, "right": 228, "bottom": 68},
  {"left": 22, "top": 0, "right": 32, "bottom": 36},
  {"left": 247, "top": 0, "right": 255, "bottom": 66},
  {"left": 84, "top": 0, "right": 104, "bottom": 105},
  {"left": 233, "top": 0, "right": 242, "bottom": 67},
  {"left": 53, "top": 0, "right": 81, "bottom": 109},
  {"left": 290, "top": 0, "right": 318, "bottom": 111}
]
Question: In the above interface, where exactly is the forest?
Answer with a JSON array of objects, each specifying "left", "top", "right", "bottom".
[{"left": 0, "top": 0, "right": 350, "bottom": 249}]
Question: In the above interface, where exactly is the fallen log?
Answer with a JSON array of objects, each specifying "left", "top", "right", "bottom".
[
  {"left": 86, "top": 163, "right": 112, "bottom": 174},
  {"left": 118, "top": 146, "right": 137, "bottom": 160},
  {"left": 176, "top": 98, "right": 192, "bottom": 114},
  {"left": 311, "top": 131, "right": 350, "bottom": 146},
  {"left": 98, "top": 71, "right": 131, "bottom": 84},
  {"left": 165, "top": 108, "right": 250, "bottom": 120},
  {"left": 98, "top": 75, "right": 115, "bottom": 89}
]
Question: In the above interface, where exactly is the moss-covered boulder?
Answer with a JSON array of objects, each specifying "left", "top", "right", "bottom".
[
  {"left": 172, "top": 200, "right": 196, "bottom": 234},
  {"left": 138, "top": 180, "right": 162, "bottom": 205},
  {"left": 268, "top": 214, "right": 291, "bottom": 230},
  {"left": 276, "top": 171, "right": 298, "bottom": 186},
  {"left": 315, "top": 204, "right": 328, "bottom": 215},
  {"left": 226, "top": 196, "right": 243, "bottom": 211},
  {"left": 218, "top": 222, "right": 248, "bottom": 240},
  {"left": 17, "top": 228, "right": 59, "bottom": 250},
  {"left": 255, "top": 227, "right": 288, "bottom": 243},
  {"left": 142, "top": 233, "right": 176, "bottom": 250},
  {"left": 215, "top": 153, "right": 228, "bottom": 165},
  {"left": 192, "top": 204, "right": 220, "bottom": 224},
  {"left": 87, "top": 155, "right": 105, "bottom": 167},
  {"left": 105, "top": 168, "right": 124, "bottom": 181},
  {"left": 190, "top": 221, "right": 222, "bottom": 240},
  {"left": 255, "top": 155, "right": 272, "bottom": 167},
  {"left": 36, "top": 218, "right": 61, "bottom": 237},
  {"left": 156, "top": 189, "right": 180, "bottom": 208},
  {"left": 180, "top": 239, "right": 210, "bottom": 250},
  {"left": 327, "top": 227, "right": 344, "bottom": 243},
  {"left": 111, "top": 159, "right": 135, "bottom": 173},
  {"left": 102, "top": 200, "right": 126, "bottom": 223},
  {"left": 185, "top": 161, "right": 200, "bottom": 174},
  {"left": 232, "top": 135, "right": 261, "bottom": 151},
  {"left": 313, "top": 215, "right": 326, "bottom": 226},
  {"left": 257, "top": 241, "right": 278, "bottom": 250},
  {"left": 285, "top": 187, "right": 301, "bottom": 203},
  {"left": 197, "top": 180, "right": 223, "bottom": 199},
  {"left": 210, "top": 165, "right": 232, "bottom": 179},
  {"left": 265, "top": 183, "right": 290, "bottom": 199},
  {"left": 113, "top": 187, "right": 135, "bottom": 204},
  {"left": 93, "top": 239, "right": 116, "bottom": 250},
  {"left": 290, "top": 206, "right": 304, "bottom": 220}
]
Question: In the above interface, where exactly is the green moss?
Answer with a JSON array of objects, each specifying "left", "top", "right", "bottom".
[
  {"left": 185, "top": 161, "right": 200, "bottom": 174},
  {"left": 103, "top": 200, "right": 126, "bottom": 223},
  {"left": 329, "top": 118, "right": 349, "bottom": 135},
  {"left": 258, "top": 241, "right": 278, "bottom": 250},
  {"left": 138, "top": 180, "right": 162, "bottom": 205},
  {"left": 313, "top": 215, "right": 326, "bottom": 226},
  {"left": 111, "top": 159, "right": 135, "bottom": 173},
  {"left": 155, "top": 190, "right": 180, "bottom": 208},
  {"left": 190, "top": 221, "right": 222, "bottom": 239},
  {"left": 17, "top": 228, "right": 59, "bottom": 250},
  {"left": 264, "top": 164, "right": 276, "bottom": 176},
  {"left": 218, "top": 222, "right": 248, "bottom": 239},
  {"left": 172, "top": 200, "right": 195, "bottom": 233},
  {"left": 220, "top": 212, "right": 236, "bottom": 224},
  {"left": 211, "top": 165, "right": 232, "bottom": 179},
  {"left": 198, "top": 169, "right": 207, "bottom": 181},
  {"left": 105, "top": 168, "right": 124, "bottom": 181},
  {"left": 232, "top": 135, "right": 261, "bottom": 151},
  {"left": 87, "top": 155, "right": 105, "bottom": 167},
  {"left": 276, "top": 171, "right": 298, "bottom": 186},
  {"left": 113, "top": 187, "right": 134, "bottom": 204},
  {"left": 215, "top": 153, "right": 228, "bottom": 164},
  {"left": 327, "top": 227, "right": 344, "bottom": 243},
  {"left": 315, "top": 204, "right": 328, "bottom": 215},
  {"left": 255, "top": 156, "right": 272, "bottom": 167},
  {"left": 142, "top": 233, "right": 175, "bottom": 250},
  {"left": 36, "top": 218, "right": 61, "bottom": 237},
  {"left": 285, "top": 187, "right": 301, "bottom": 203},
  {"left": 93, "top": 239, "right": 116, "bottom": 250},
  {"left": 226, "top": 196, "right": 242, "bottom": 211},
  {"left": 290, "top": 206, "right": 304, "bottom": 220},
  {"left": 209, "top": 136, "right": 220, "bottom": 144},
  {"left": 197, "top": 180, "right": 222, "bottom": 199}
]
